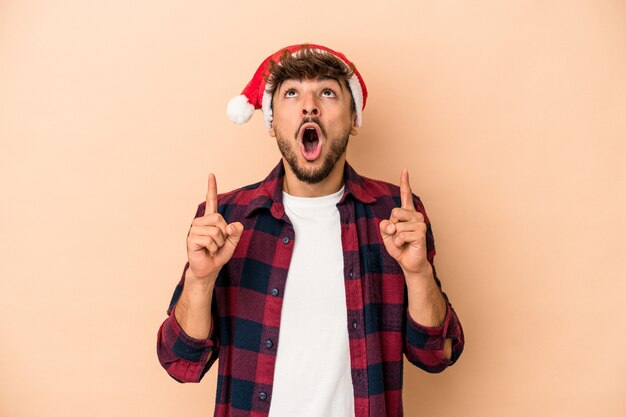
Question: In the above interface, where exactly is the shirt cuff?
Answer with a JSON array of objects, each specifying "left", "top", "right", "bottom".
[
  {"left": 406, "top": 303, "right": 452, "bottom": 351},
  {"left": 168, "top": 304, "right": 216, "bottom": 361}
]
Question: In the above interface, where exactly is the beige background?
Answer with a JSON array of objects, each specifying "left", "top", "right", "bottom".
[{"left": 1, "top": 1, "right": 625, "bottom": 416}]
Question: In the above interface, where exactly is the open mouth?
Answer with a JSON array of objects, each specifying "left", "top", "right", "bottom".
[{"left": 298, "top": 123, "right": 324, "bottom": 161}]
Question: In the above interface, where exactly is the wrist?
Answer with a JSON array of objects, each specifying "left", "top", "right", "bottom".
[
  {"left": 182, "top": 270, "right": 218, "bottom": 305},
  {"left": 185, "top": 268, "right": 219, "bottom": 288},
  {"left": 403, "top": 263, "right": 435, "bottom": 285},
  {"left": 405, "top": 267, "right": 447, "bottom": 327}
]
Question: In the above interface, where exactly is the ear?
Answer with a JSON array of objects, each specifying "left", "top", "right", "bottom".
[
  {"left": 350, "top": 115, "right": 359, "bottom": 136},
  {"left": 268, "top": 125, "right": 276, "bottom": 137}
]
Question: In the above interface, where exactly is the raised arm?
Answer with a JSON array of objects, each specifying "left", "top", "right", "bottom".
[
  {"left": 157, "top": 174, "right": 244, "bottom": 382},
  {"left": 379, "top": 169, "right": 464, "bottom": 372}
]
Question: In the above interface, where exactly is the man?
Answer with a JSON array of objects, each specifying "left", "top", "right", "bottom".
[{"left": 157, "top": 43, "right": 464, "bottom": 417}]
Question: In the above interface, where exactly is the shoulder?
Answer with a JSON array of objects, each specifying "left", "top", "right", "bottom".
[
  {"left": 357, "top": 174, "right": 404, "bottom": 209},
  {"left": 360, "top": 174, "right": 403, "bottom": 200},
  {"left": 217, "top": 180, "right": 264, "bottom": 207}
]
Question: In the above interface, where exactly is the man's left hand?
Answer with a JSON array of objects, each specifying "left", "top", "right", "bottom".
[{"left": 379, "top": 169, "right": 433, "bottom": 279}]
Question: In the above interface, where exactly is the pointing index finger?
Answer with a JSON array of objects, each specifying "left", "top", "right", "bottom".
[
  {"left": 400, "top": 168, "right": 415, "bottom": 210},
  {"left": 206, "top": 173, "right": 218, "bottom": 215}
]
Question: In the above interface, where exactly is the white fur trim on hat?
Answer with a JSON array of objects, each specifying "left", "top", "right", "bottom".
[
  {"left": 262, "top": 89, "right": 274, "bottom": 129},
  {"left": 348, "top": 75, "right": 363, "bottom": 127}
]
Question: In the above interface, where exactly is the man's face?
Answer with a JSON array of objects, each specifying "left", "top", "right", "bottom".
[{"left": 269, "top": 77, "right": 357, "bottom": 184}]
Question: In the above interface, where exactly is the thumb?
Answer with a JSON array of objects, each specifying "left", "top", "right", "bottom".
[
  {"left": 226, "top": 222, "right": 244, "bottom": 246},
  {"left": 379, "top": 219, "right": 396, "bottom": 238},
  {"left": 213, "top": 222, "right": 243, "bottom": 267},
  {"left": 379, "top": 219, "right": 401, "bottom": 260}
]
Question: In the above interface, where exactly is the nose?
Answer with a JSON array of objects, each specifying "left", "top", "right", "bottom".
[{"left": 301, "top": 93, "right": 319, "bottom": 117}]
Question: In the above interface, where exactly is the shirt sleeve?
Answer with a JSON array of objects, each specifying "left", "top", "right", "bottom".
[
  {"left": 404, "top": 299, "right": 464, "bottom": 373},
  {"left": 403, "top": 195, "right": 465, "bottom": 373},
  {"left": 156, "top": 201, "right": 220, "bottom": 383},
  {"left": 156, "top": 262, "right": 220, "bottom": 383}
]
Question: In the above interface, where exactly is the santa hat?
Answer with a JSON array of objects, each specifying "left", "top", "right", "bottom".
[{"left": 226, "top": 43, "right": 367, "bottom": 129}]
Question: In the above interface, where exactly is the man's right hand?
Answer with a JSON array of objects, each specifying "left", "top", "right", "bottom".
[{"left": 186, "top": 173, "right": 244, "bottom": 283}]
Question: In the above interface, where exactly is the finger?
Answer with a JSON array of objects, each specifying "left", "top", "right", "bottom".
[
  {"left": 390, "top": 207, "right": 423, "bottom": 224},
  {"left": 206, "top": 240, "right": 219, "bottom": 256},
  {"left": 189, "top": 225, "right": 226, "bottom": 248},
  {"left": 208, "top": 227, "right": 226, "bottom": 248},
  {"left": 192, "top": 213, "right": 228, "bottom": 236},
  {"left": 379, "top": 219, "right": 396, "bottom": 237},
  {"left": 400, "top": 168, "right": 415, "bottom": 210},
  {"left": 206, "top": 173, "right": 218, "bottom": 215},
  {"left": 393, "top": 231, "right": 422, "bottom": 247},
  {"left": 188, "top": 235, "right": 219, "bottom": 255},
  {"left": 390, "top": 220, "right": 426, "bottom": 234}
]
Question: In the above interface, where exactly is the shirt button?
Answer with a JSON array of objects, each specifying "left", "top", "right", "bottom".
[
  {"left": 352, "top": 322, "right": 358, "bottom": 329},
  {"left": 348, "top": 271, "right": 353, "bottom": 278},
  {"left": 265, "top": 339, "right": 273, "bottom": 349},
  {"left": 258, "top": 392, "right": 267, "bottom": 400},
  {"left": 282, "top": 236, "right": 290, "bottom": 244},
  {"left": 271, "top": 288, "right": 279, "bottom": 296}
]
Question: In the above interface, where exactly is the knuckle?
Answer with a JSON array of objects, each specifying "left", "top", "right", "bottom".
[
  {"left": 206, "top": 213, "right": 224, "bottom": 225},
  {"left": 212, "top": 230, "right": 225, "bottom": 244},
  {"left": 189, "top": 225, "right": 203, "bottom": 237},
  {"left": 188, "top": 237, "right": 204, "bottom": 251}
]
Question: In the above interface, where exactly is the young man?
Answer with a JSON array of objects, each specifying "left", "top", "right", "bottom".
[{"left": 157, "top": 43, "right": 464, "bottom": 417}]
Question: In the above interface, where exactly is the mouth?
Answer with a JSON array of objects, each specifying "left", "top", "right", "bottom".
[{"left": 298, "top": 123, "right": 324, "bottom": 162}]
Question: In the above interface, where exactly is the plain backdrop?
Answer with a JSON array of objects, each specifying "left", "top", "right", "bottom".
[{"left": 1, "top": 1, "right": 625, "bottom": 416}]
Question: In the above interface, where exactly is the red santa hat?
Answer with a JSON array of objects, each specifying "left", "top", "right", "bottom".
[{"left": 226, "top": 43, "right": 368, "bottom": 129}]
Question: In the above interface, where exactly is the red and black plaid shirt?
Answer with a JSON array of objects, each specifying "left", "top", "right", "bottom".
[{"left": 157, "top": 160, "right": 464, "bottom": 417}]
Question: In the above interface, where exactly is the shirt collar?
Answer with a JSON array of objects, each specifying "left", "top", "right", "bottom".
[{"left": 244, "top": 160, "right": 377, "bottom": 219}]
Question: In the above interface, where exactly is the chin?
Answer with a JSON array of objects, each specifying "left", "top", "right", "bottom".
[{"left": 276, "top": 128, "right": 349, "bottom": 185}]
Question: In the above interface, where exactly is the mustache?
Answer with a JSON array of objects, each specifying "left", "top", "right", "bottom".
[{"left": 296, "top": 117, "right": 327, "bottom": 139}]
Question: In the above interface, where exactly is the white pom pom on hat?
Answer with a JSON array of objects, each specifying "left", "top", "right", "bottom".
[
  {"left": 226, "top": 95, "right": 255, "bottom": 124},
  {"left": 226, "top": 43, "right": 368, "bottom": 129}
]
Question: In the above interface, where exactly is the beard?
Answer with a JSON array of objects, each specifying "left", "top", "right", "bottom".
[{"left": 275, "top": 117, "right": 351, "bottom": 185}]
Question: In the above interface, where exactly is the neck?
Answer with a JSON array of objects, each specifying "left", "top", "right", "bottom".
[{"left": 282, "top": 155, "right": 346, "bottom": 197}]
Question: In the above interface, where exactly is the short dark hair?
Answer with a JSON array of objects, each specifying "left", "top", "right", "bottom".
[{"left": 265, "top": 44, "right": 356, "bottom": 114}]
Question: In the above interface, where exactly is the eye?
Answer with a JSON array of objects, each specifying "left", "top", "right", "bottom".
[
  {"left": 284, "top": 89, "right": 297, "bottom": 97},
  {"left": 321, "top": 89, "right": 336, "bottom": 97}
]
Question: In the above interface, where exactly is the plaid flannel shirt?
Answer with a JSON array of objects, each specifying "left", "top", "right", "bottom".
[{"left": 157, "top": 160, "right": 464, "bottom": 417}]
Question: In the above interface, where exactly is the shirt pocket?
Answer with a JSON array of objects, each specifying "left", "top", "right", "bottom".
[{"left": 364, "top": 250, "right": 405, "bottom": 332}]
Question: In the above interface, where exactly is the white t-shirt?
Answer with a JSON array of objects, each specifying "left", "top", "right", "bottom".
[{"left": 268, "top": 185, "right": 355, "bottom": 417}]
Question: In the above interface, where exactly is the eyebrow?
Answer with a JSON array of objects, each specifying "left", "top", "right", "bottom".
[
  {"left": 281, "top": 77, "right": 344, "bottom": 91},
  {"left": 317, "top": 77, "right": 344, "bottom": 91}
]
